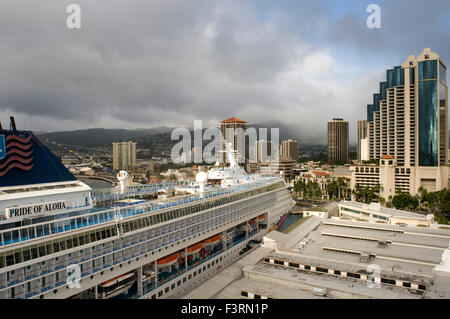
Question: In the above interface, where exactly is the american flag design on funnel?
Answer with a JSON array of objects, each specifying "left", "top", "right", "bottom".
[{"left": 0, "top": 133, "right": 34, "bottom": 177}]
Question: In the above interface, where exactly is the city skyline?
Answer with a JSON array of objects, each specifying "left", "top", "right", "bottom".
[
  {"left": 2, "top": 1, "right": 450, "bottom": 304},
  {"left": 0, "top": 1, "right": 449, "bottom": 145}
]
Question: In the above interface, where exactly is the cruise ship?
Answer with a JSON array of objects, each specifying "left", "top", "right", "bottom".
[{"left": 0, "top": 120, "right": 294, "bottom": 299}]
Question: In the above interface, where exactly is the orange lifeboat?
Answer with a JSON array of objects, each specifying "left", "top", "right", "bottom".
[
  {"left": 258, "top": 214, "right": 265, "bottom": 221},
  {"left": 202, "top": 234, "right": 221, "bottom": 246},
  {"left": 187, "top": 242, "right": 203, "bottom": 253},
  {"left": 157, "top": 252, "right": 180, "bottom": 266},
  {"left": 181, "top": 242, "right": 203, "bottom": 257},
  {"left": 249, "top": 219, "right": 255, "bottom": 226}
]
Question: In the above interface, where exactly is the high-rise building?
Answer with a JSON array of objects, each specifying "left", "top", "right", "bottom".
[
  {"left": 352, "top": 48, "right": 449, "bottom": 198},
  {"left": 254, "top": 140, "right": 272, "bottom": 163},
  {"left": 220, "top": 117, "right": 248, "bottom": 169},
  {"left": 280, "top": 139, "right": 299, "bottom": 161},
  {"left": 112, "top": 141, "right": 136, "bottom": 171},
  {"left": 328, "top": 119, "right": 349, "bottom": 165},
  {"left": 357, "top": 120, "right": 369, "bottom": 163}
]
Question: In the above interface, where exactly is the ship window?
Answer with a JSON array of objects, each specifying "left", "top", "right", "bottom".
[
  {"left": 27, "top": 227, "right": 35, "bottom": 239},
  {"left": 35, "top": 226, "right": 43, "bottom": 238},
  {"left": 53, "top": 241, "right": 60, "bottom": 253},
  {"left": 13, "top": 249, "right": 23, "bottom": 264},
  {"left": 22, "top": 249, "right": 31, "bottom": 262},
  {"left": 43, "top": 224, "right": 50, "bottom": 236},
  {"left": 66, "top": 238, "right": 73, "bottom": 250},
  {"left": 5, "top": 252, "right": 14, "bottom": 266},
  {"left": 76, "top": 218, "right": 82, "bottom": 228},
  {"left": 72, "top": 237, "right": 79, "bottom": 248},
  {"left": 2, "top": 232, "right": 11, "bottom": 245},
  {"left": 90, "top": 232, "right": 96, "bottom": 242},
  {"left": 31, "top": 245, "right": 39, "bottom": 259},
  {"left": 38, "top": 244, "right": 46, "bottom": 257},
  {"left": 0, "top": 253, "right": 5, "bottom": 268},
  {"left": 20, "top": 228, "right": 29, "bottom": 241},
  {"left": 46, "top": 243, "right": 53, "bottom": 254},
  {"left": 101, "top": 229, "right": 107, "bottom": 239},
  {"left": 84, "top": 234, "right": 91, "bottom": 244},
  {"left": 79, "top": 235, "right": 85, "bottom": 246},
  {"left": 59, "top": 240, "right": 66, "bottom": 251}
]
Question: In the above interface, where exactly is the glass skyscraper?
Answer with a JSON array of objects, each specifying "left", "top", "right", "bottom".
[{"left": 353, "top": 48, "right": 448, "bottom": 197}]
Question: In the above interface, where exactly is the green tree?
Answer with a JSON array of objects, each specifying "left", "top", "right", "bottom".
[{"left": 326, "top": 181, "right": 338, "bottom": 200}]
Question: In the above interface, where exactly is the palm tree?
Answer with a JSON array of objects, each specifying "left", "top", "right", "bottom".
[
  {"left": 337, "top": 178, "right": 347, "bottom": 200},
  {"left": 326, "top": 181, "right": 338, "bottom": 200}
]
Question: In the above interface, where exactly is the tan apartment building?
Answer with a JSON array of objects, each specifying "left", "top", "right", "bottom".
[
  {"left": 220, "top": 117, "right": 248, "bottom": 170},
  {"left": 112, "top": 141, "right": 136, "bottom": 171},
  {"left": 128, "top": 161, "right": 160, "bottom": 178},
  {"left": 259, "top": 158, "right": 296, "bottom": 181},
  {"left": 280, "top": 139, "right": 299, "bottom": 161}
]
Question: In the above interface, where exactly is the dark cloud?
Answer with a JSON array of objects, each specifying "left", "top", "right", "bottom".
[{"left": 0, "top": 0, "right": 448, "bottom": 144}]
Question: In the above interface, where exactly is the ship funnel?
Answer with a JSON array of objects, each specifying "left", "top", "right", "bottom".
[{"left": 117, "top": 170, "right": 130, "bottom": 194}]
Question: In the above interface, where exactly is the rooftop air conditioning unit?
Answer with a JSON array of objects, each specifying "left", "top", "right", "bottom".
[
  {"left": 313, "top": 287, "right": 327, "bottom": 297},
  {"left": 360, "top": 252, "right": 370, "bottom": 262},
  {"left": 378, "top": 240, "right": 388, "bottom": 248}
]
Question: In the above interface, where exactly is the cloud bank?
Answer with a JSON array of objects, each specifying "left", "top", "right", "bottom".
[{"left": 0, "top": 0, "right": 448, "bottom": 144}]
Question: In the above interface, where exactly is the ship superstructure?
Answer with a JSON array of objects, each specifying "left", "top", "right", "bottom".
[{"left": 0, "top": 124, "right": 294, "bottom": 299}]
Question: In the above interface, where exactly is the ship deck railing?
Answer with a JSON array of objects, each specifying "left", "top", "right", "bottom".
[
  {"left": 90, "top": 181, "right": 182, "bottom": 202},
  {"left": 0, "top": 177, "right": 281, "bottom": 248}
]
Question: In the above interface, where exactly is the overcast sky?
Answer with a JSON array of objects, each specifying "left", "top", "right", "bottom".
[{"left": 0, "top": 0, "right": 449, "bottom": 144}]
